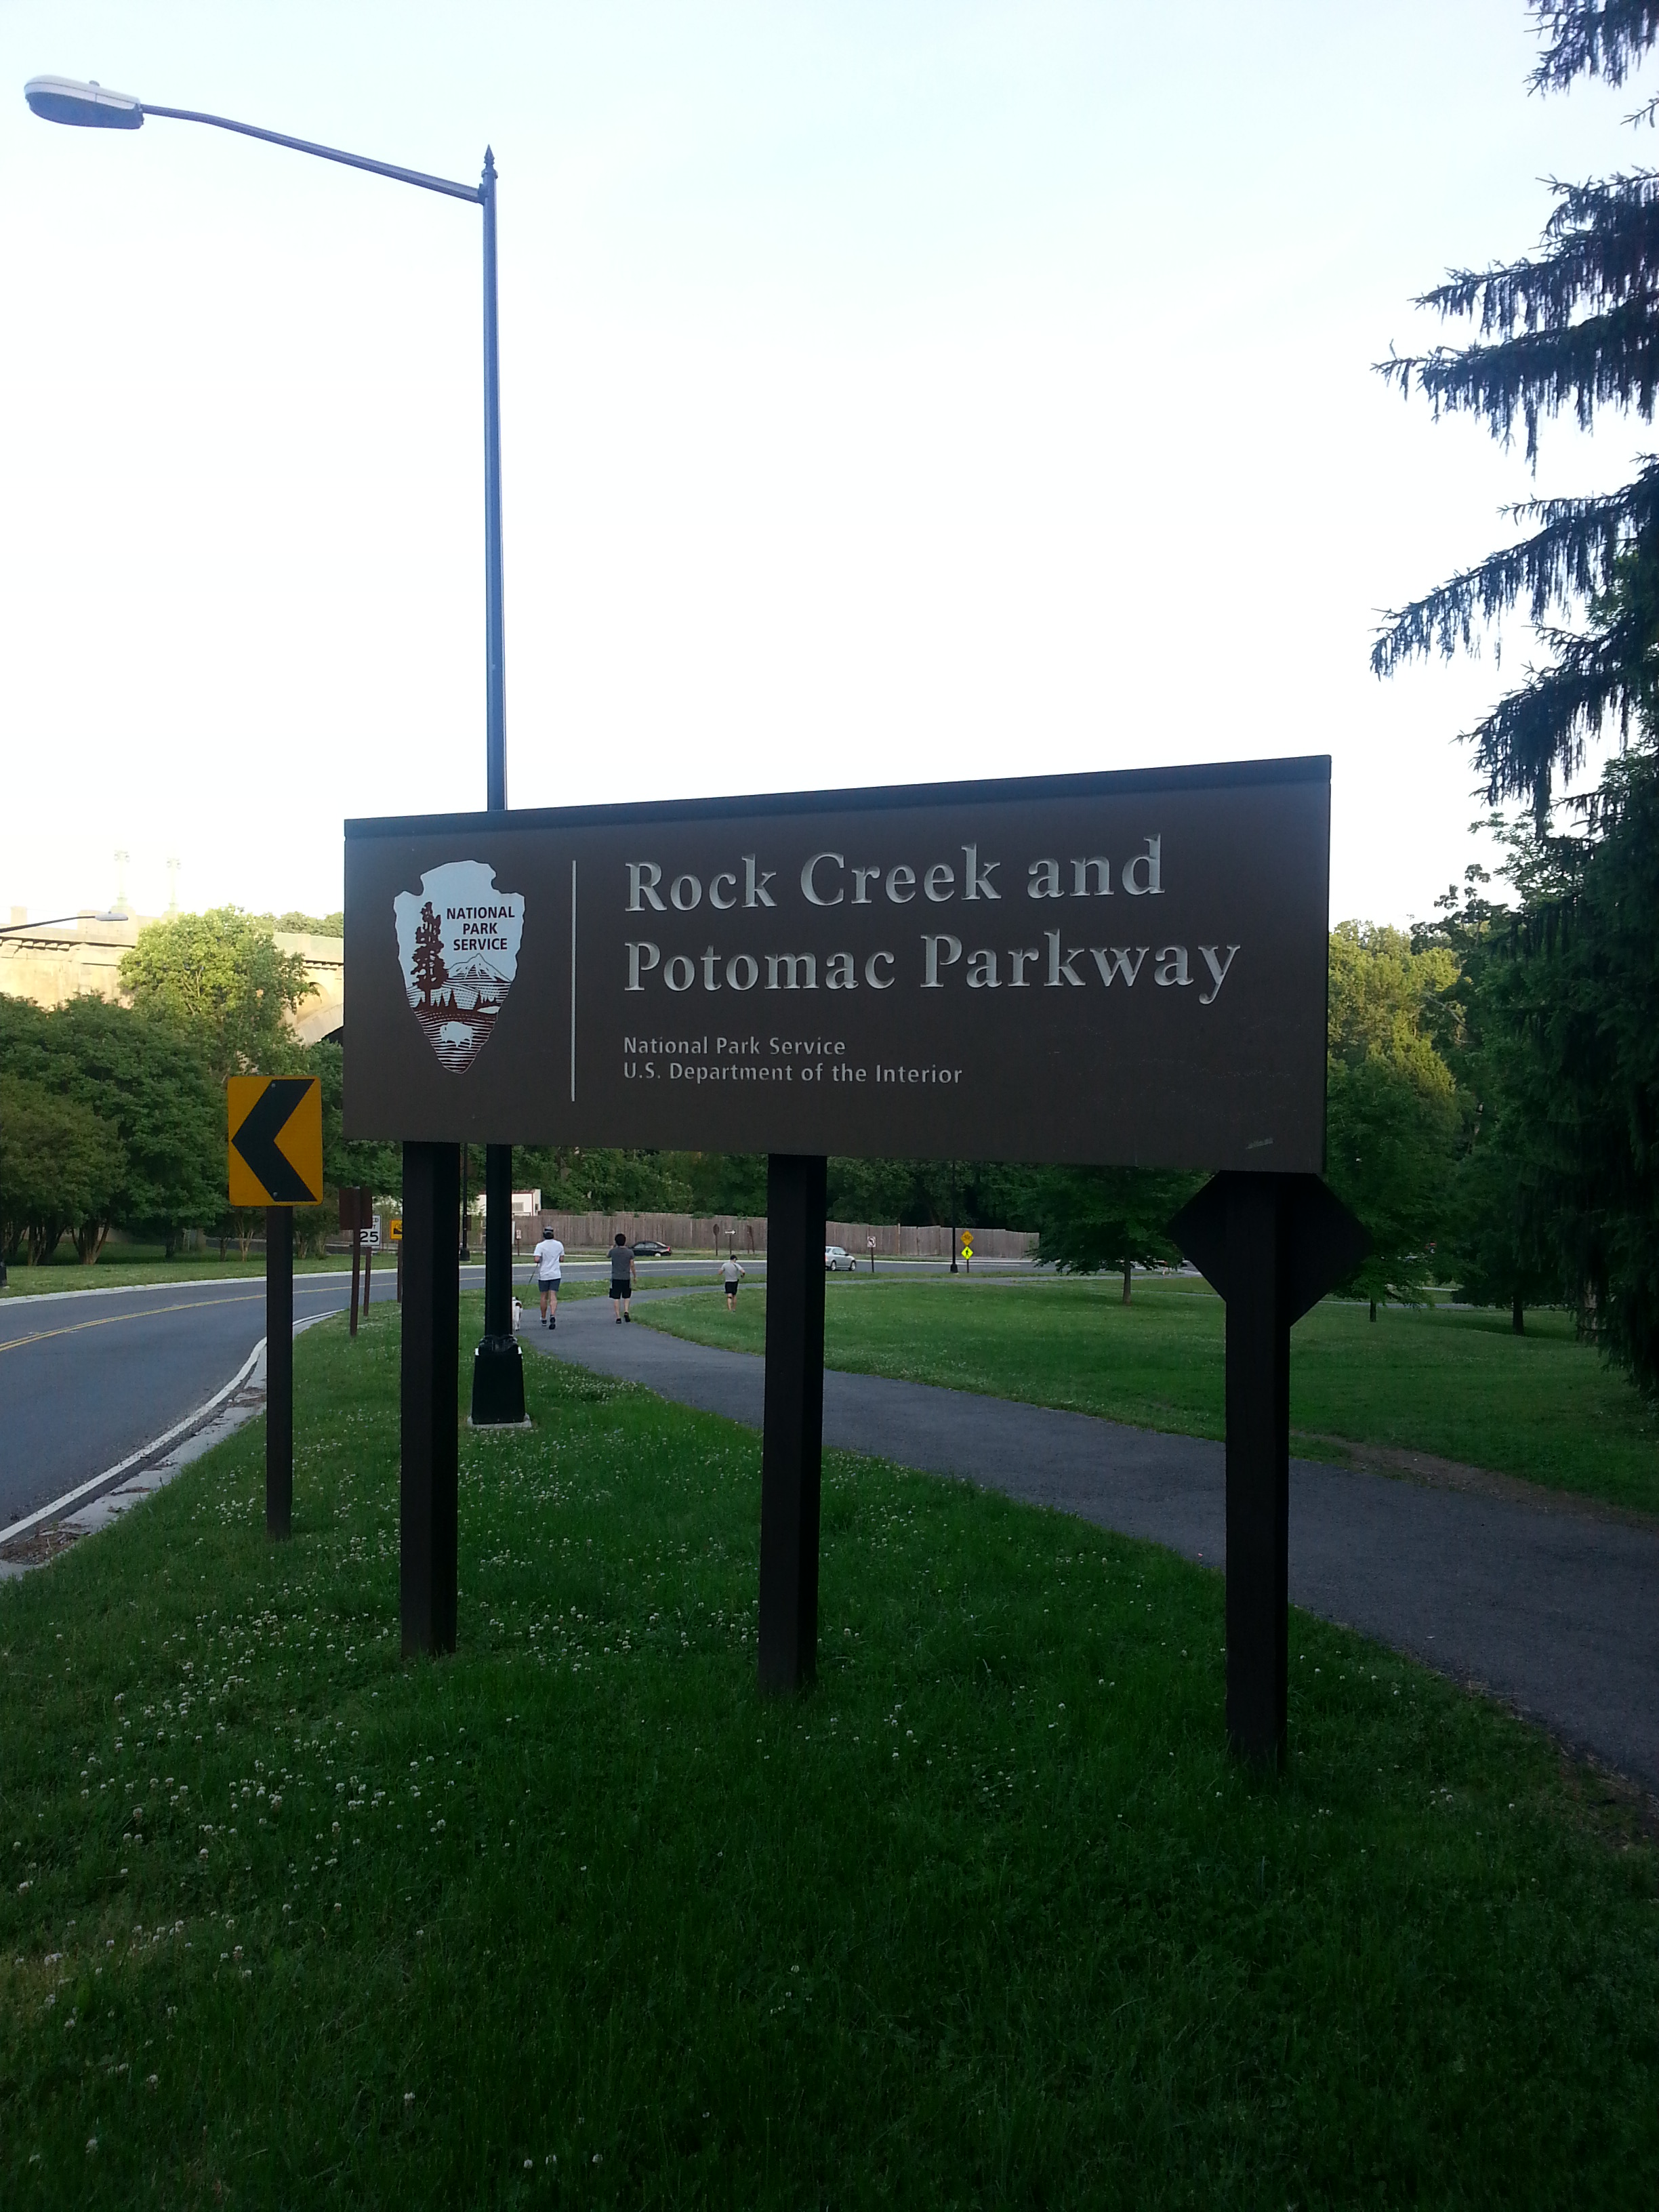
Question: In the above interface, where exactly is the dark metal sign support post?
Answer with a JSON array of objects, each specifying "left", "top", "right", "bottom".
[
  {"left": 472, "top": 1141, "right": 525, "bottom": 1424},
  {"left": 265, "top": 1205, "right": 293, "bottom": 1539},
  {"left": 758, "top": 1154, "right": 828, "bottom": 1694},
  {"left": 401, "top": 1141, "right": 460, "bottom": 1657},
  {"left": 1170, "top": 1172, "right": 1368, "bottom": 1767}
]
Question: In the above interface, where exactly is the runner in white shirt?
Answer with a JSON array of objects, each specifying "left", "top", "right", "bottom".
[{"left": 532, "top": 1229, "right": 565, "bottom": 1329}]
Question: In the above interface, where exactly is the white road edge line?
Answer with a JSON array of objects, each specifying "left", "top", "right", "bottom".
[{"left": 1, "top": 1337, "right": 268, "bottom": 1544}]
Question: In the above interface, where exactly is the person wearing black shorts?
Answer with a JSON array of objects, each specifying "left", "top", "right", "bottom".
[
  {"left": 722, "top": 1254, "right": 745, "bottom": 1311},
  {"left": 609, "top": 1231, "right": 636, "bottom": 1322}
]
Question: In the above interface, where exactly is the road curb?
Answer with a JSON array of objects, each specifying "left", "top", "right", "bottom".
[
  {"left": 1, "top": 1339, "right": 268, "bottom": 1551},
  {"left": 0, "top": 1311, "right": 339, "bottom": 1568}
]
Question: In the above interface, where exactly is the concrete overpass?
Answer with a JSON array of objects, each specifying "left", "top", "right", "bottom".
[{"left": 0, "top": 910, "right": 344, "bottom": 1044}]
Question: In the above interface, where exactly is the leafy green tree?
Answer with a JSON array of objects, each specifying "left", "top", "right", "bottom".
[
  {"left": 1416, "top": 862, "right": 1565, "bottom": 1330},
  {"left": 677, "top": 1152, "right": 770, "bottom": 1218},
  {"left": 120, "top": 908, "right": 315, "bottom": 1083},
  {"left": 1456, "top": 758, "right": 1659, "bottom": 1383},
  {"left": 0, "top": 995, "right": 221, "bottom": 1255},
  {"left": 1373, "top": 2, "right": 1659, "bottom": 821},
  {"left": 1324, "top": 924, "right": 1462, "bottom": 1316},
  {"left": 1033, "top": 1166, "right": 1202, "bottom": 1300},
  {"left": 0, "top": 1073, "right": 124, "bottom": 1264},
  {"left": 512, "top": 1147, "right": 693, "bottom": 1215},
  {"left": 268, "top": 910, "right": 343, "bottom": 937},
  {"left": 1326, "top": 1058, "right": 1460, "bottom": 1318},
  {"left": 305, "top": 1039, "right": 401, "bottom": 1208}
]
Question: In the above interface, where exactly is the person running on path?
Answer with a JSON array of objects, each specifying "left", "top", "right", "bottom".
[
  {"left": 532, "top": 1223, "right": 565, "bottom": 1328},
  {"left": 721, "top": 1253, "right": 745, "bottom": 1311},
  {"left": 610, "top": 1231, "right": 636, "bottom": 1322}
]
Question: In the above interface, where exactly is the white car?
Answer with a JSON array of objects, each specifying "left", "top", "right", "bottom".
[{"left": 824, "top": 1244, "right": 853, "bottom": 1271}]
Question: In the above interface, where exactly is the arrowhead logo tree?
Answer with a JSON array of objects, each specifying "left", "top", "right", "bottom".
[{"left": 394, "top": 861, "right": 525, "bottom": 1074}]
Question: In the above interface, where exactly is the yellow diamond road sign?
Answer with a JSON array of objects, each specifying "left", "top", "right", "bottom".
[{"left": 227, "top": 1076, "right": 323, "bottom": 1208}]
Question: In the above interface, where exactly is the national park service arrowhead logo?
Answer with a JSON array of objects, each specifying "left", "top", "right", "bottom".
[{"left": 394, "top": 861, "right": 525, "bottom": 1075}]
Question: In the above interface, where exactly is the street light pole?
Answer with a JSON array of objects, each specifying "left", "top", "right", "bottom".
[
  {"left": 472, "top": 144, "right": 525, "bottom": 1421},
  {"left": 24, "top": 74, "right": 526, "bottom": 1425},
  {"left": 0, "top": 910, "right": 126, "bottom": 937}
]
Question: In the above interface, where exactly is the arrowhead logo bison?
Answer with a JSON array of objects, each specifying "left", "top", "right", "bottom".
[{"left": 394, "top": 861, "right": 525, "bottom": 1074}]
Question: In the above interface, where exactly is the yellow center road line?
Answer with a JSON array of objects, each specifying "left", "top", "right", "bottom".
[{"left": 0, "top": 1282, "right": 346, "bottom": 1355}]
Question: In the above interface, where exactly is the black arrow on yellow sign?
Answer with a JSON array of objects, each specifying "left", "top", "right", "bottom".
[{"left": 230, "top": 1078, "right": 317, "bottom": 1204}]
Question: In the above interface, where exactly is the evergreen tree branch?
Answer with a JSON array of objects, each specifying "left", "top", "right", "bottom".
[
  {"left": 1529, "top": 1, "right": 1659, "bottom": 94},
  {"left": 1416, "top": 173, "right": 1659, "bottom": 336},
  {"left": 1460, "top": 626, "right": 1641, "bottom": 813},
  {"left": 1379, "top": 298, "right": 1659, "bottom": 459},
  {"left": 1370, "top": 464, "right": 1659, "bottom": 674}
]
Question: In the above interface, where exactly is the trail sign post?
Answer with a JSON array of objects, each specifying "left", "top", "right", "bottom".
[
  {"left": 340, "top": 1185, "right": 365, "bottom": 1337},
  {"left": 1169, "top": 1173, "right": 1369, "bottom": 1767},
  {"left": 227, "top": 1075, "right": 323, "bottom": 1539},
  {"left": 340, "top": 1186, "right": 377, "bottom": 1336},
  {"left": 344, "top": 756, "right": 1359, "bottom": 1760}
]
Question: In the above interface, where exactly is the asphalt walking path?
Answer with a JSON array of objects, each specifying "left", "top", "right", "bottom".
[{"left": 527, "top": 1286, "right": 1659, "bottom": 1796}]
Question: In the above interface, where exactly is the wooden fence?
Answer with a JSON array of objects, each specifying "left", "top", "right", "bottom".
[{"left": 518, "top": 1212, "right": 1038, "bottom": 1259}]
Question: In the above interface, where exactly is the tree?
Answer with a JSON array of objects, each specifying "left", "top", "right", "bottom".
[
  {"left": 513, "top": 1145, "right": 693, "bottom": 1215},
  {"left": 1417, "top": 863, "right": 1566, "bottom": 1330},
  {"left": 0, "top": 994, "right": 222, "bottom": 1255},
  {"left": 1324, "top": 924, "right": 1462, "bottom": 1316},
  {"left": 1373, "top": 3, "right": 1659, "bottom": 821},
  {"left": 1326, "top": 1057, "right": 1460, "bottom": 1317},
  {"left": 120, "top": 908, "right": 315, "bottom": 1083},
  {"left": 269, "top": 910, "right": 343, "bottom": 937},
  {"left": 1033, "top": 1167, "right": 1203, "bottom": 1300},
  {"left": 409, "top": 903, "right": 449, "bottom": 1009},
  {"left": 305, "top": 1038, "right": 402, "bottom": 1206},
  {"left": 0, "top": 1074, "right": 123, "bottom": 1265},
  {"left": 1449, "top": 758, "right": 1659, "bottom": 1384}
]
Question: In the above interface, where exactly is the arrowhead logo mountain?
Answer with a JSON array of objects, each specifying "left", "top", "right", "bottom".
[
  {"left": 228, "top": 1077, "right": 322, "bottom": 1205},
  {"left": 394, "top": 861, "right": 525, "bottom": 1075}
]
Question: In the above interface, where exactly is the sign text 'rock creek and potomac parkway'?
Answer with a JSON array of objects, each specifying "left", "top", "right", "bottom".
[{"left": 342, "top": 757, "right": 1331, "bottom": 1172}]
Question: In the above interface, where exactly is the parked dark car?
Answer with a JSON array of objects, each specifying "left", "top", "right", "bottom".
[{"left": 631, "top": 1240, "right": 673, "bottom": 1258}]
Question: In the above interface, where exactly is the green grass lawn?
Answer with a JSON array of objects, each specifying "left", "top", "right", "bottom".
[
  {"left": 637, "top": 1273, "right": 1659, "bottom": 1516},
  {"left": 2, "top": 1298, "right": 1656, "bottom": 2205}
]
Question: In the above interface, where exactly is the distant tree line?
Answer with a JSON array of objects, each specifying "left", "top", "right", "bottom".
[{"left": 0, "top": 908, "right": 395, "bottom": 1266}]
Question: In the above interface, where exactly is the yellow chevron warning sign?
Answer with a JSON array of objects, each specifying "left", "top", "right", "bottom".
[{"left": 227, "top": 1076, "right": 323, "bottom": 1207}]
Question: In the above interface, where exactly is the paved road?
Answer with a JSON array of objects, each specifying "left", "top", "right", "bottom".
[
  {"left": 528, "top": 1288, "right": 1659, "bottom": 1795},
  {"left": 0, "top": 1250, "right": 866, "bottom": 1532},
  {"left": 0, "top": 1274, "right": 360, "bottom": 1530}
]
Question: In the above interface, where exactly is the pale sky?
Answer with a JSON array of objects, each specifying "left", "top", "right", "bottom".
[{"left": 1, "top": 2, "right": 1648, "bottom": 930}]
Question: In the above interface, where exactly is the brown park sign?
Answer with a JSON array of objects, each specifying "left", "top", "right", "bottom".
[{"left": 342, "top": 756, "right": 1330, "bottom": 1172}]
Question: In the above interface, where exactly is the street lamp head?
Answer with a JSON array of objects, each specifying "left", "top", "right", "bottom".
[{"left": 24, "top": 76, "right": 144, "bottom": 129}]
